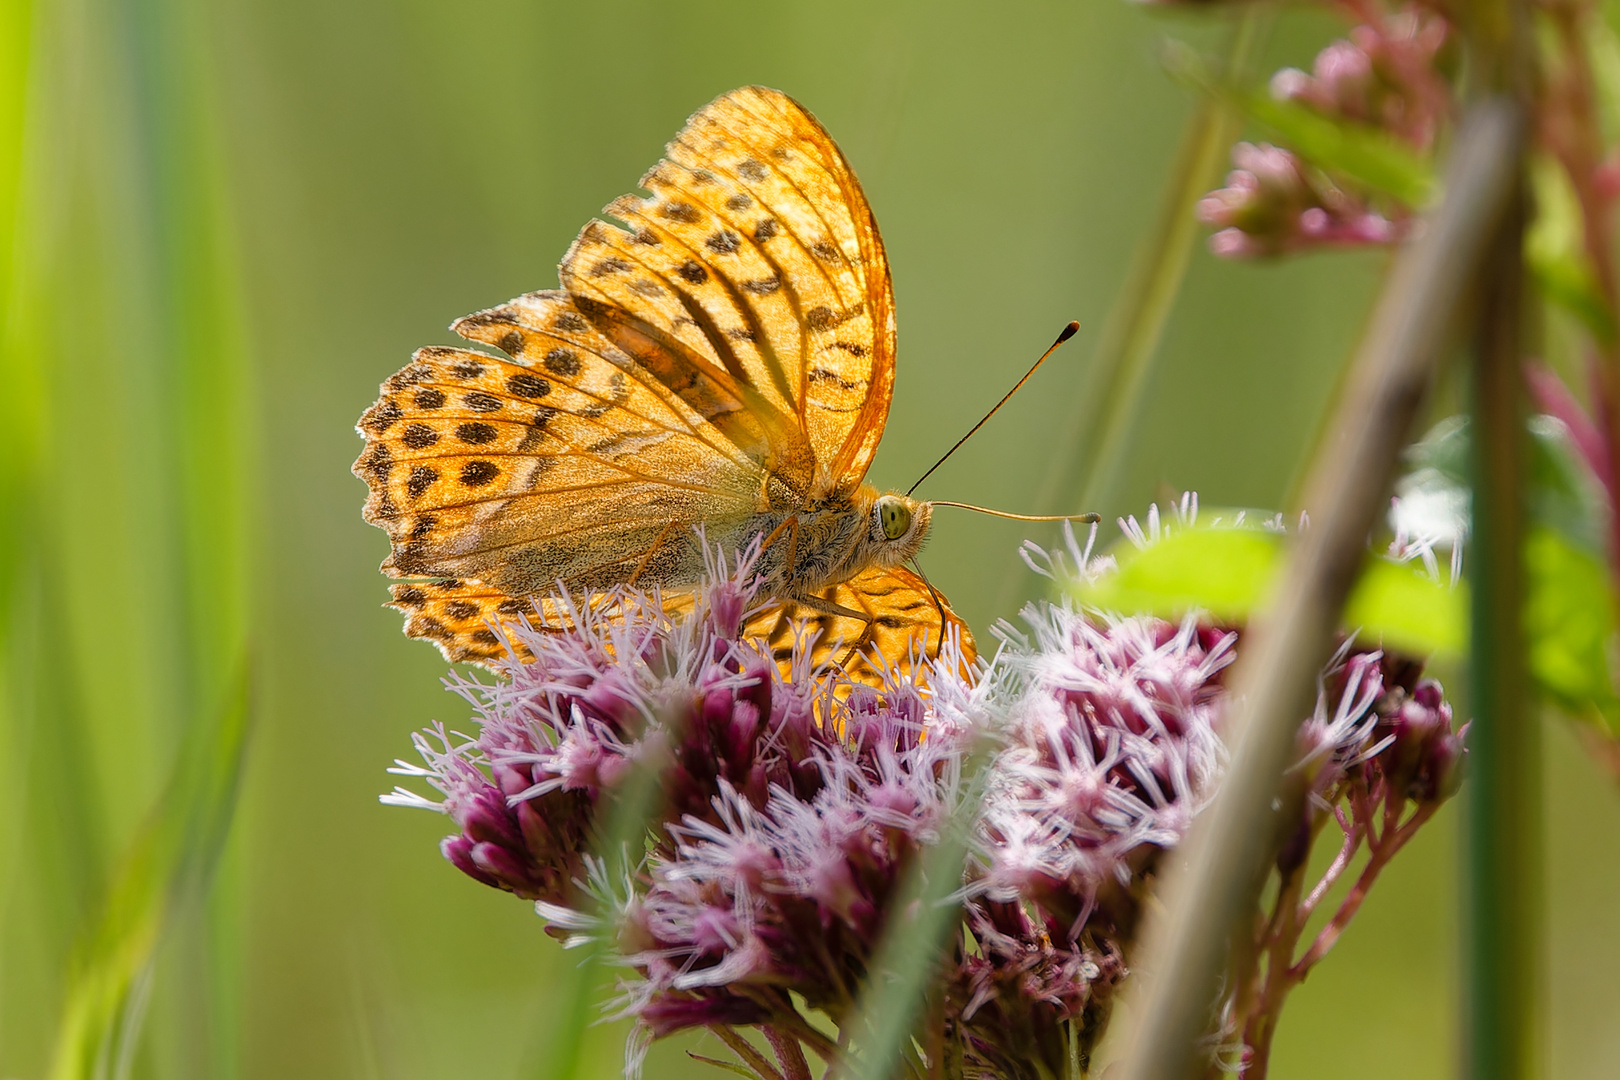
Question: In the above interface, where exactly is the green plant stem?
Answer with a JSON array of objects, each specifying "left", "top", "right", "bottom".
[
  {"left": 538, "top": 732, "right": 673, "bottom": 1080},
  {"left": 1463, "top": 137, "right": 1538, "bottom": 1080},
  {"left": 1113, "top": 101, "right": 1525, "bottom": 1080},
  {"left": 1461, "top": 0, "right": 1538, "bottom": 1074}
]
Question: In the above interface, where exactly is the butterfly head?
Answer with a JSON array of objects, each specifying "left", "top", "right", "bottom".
[{"left": 870, "top": 492, "right": 931, "bottom": 564}]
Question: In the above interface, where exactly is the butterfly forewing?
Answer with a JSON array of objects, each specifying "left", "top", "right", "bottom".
[
  {"left": 560, "top": 85, "right": 895, "bottom": 501},
  {"left": 356, "top": 296, "right": 763, "bottom": 595}
]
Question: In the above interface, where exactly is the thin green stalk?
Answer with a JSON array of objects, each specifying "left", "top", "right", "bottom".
[
  {"left": 1461, "top": 0, "right": 1537, "bottom": 1075},
  {"left": 47, "top": 656, "right": 255, "bottom": 1080},
  {"left": 538, "top": 726, "right": 676, "bottom": 1080},
  {"left": 1000, "top": 13, "right": 1263, "bottom": 613}
]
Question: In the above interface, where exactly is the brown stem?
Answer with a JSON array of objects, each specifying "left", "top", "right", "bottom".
[
  {"left": 767, "top": 1003, "right": 841, "bottom": 1066},
  {"left": 1241, "top": 864, "right": 1308, "bottom": 1080},
  {"left": 1299, "top": 810, "right": 1361, "bottom": 917},
  {"left": 1292, "top": 803, "right": 1438, "bottom": 973},
  {"left": 1116, "top": 102, "right": 1525, "bottom": 1080},
  {"left": 710, "top": 1024, "right": 788, "bottom": 1080},
  {"left": 763, "top": 1026, "right": 813, "bottom": 1080}
]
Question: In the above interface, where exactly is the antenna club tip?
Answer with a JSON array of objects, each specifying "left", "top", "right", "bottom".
[
  {"left": 1079, "top": 512, "right": 1101, "bottom": 523},
  {"left": 1057, "top": 321, "right": 1080, "bottom": 344}
]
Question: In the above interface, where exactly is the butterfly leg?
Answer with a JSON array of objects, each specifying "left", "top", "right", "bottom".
[
  {"left": 785, "top": 590, "right": 880, "bottom": 672},
  {"left": 757, "top": 514, "right": 803, "bottom": 584}
]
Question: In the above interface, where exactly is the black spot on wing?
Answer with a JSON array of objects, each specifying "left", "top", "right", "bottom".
[
  {"left": 454, "top": 422, "right": 497, "bottom": 445},
  {"left": 542, "top": 348, "right": 580, "bottom": 377},
  {"left": 401, "top": 423, "right": 439, "bottom": 449},
  {"left": 364, "top": 399, "right": 402, "bottom": 433},
  {"left": 407, "top": 465, "right": 438, "bottom": 500},
  {"left": 705, "top": 230, "right": 740, "bottom": 254},
  {"left": 460, "top": 461, "right": 500, "bottom": 487},
  {"left": 506, "top": 373, "right": 551, "bottom": 399}
]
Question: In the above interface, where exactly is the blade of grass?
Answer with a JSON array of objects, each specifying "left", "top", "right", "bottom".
[
  {"left": 1114, "top": 100, "right": 1524, "bottom": 1080},
  {"left": 0, "top": 8, "right": 105, "bottom": 1073},
  {"left": 837, "top": 739, "right": 993, "bottom": 1080},
  {"left": 536, "top": 717, "right": 677, "bottom": 1080},
  {"left": 116, "top": 0, "right": 257, "bottom": 1070},
  {"left": 46, "top": 653, "right": 255, "bottom": 1080},
  {"left": 999, "top": 13, "right": 1264, "bottom": 614}
]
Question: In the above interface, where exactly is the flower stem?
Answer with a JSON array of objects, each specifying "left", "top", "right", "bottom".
[
  {"left": 1293, "top": 803, "right": 1436, "bottom": 974},
  {"left": 763, "top": 1025, "right": 813, "bottom": 1080},
  {"left": 711, "top": 1024, "right": 788, "bottom": 1080}
]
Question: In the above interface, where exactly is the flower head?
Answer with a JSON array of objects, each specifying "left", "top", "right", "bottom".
[
  {"left": 1199, "top": 142, "right": 1404, "bottom": 258},
  {"left": 383, "top": 499, "right": 1466, "bottom": 1079}
]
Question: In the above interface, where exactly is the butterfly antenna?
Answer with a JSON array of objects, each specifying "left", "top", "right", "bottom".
[
  {"left": 906, "top": 320, "right": 1080, "bottom": 497},
  {"left": 929, "top": 503, "right": 1101, "bottom": 524}
]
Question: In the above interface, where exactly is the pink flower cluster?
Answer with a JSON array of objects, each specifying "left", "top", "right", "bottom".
[
  {"left": 385, "top": 520, "right": 1466, "bottom": 1077},
  {"left": 1198, "top": 142, "right": 1402, "bottom": 258},
  {"left": 954, "top": 610, "right": 1235, "bottom": 1074},
  {"left": 1270, "top": 7, "right": 1450, "bottom": 151},
  {"left": 1199, "top": 3, "right": 1451, "bottom": 258}
]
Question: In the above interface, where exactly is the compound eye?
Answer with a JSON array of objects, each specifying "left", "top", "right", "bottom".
[{"left": 877, "top": 496, "right": 912, "bottom": 541}]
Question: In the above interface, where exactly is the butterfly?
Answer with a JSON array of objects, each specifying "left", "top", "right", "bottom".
[{"left": 354, "top": 86, "right": 974, "bottom": 680}]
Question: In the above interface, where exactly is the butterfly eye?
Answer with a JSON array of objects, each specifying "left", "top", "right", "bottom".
[{"left": 877, "top": 496, "right": 911, "bottom": 541}]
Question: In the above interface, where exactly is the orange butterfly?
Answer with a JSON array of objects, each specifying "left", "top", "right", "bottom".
[{"left": 354, "top": 86, "right": 973, "bottom": 679}]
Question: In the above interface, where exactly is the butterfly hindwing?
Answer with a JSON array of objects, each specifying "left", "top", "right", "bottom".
[
  {"left": 745, "top": 566, "right": 977, "bottom": 687},
  {"left": 387, "top": 579, "right": 537, "bottom": 665},
  {"left": 389, "top": 566, "right": 972, "bottom": 690}
]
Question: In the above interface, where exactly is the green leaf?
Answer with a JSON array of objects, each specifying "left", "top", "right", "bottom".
[
  {"left": 1080, "top": 526, "right": 1281, "bottom": 623},
  {"left": 1526, "top": 526, "right": 1620, "bottom": 734},
  {"left": 1344, "top": 557, "right": 1468, "bottom": 656},
  {"left": 1526, "top": 153, "right": 1617, "bottom": 342},
  {"left": 1077, "top": 524, "right": 1466, "bottom": 657},
  {"left": 1241, "top": 93, "right": 1438, "bottom": 207}
]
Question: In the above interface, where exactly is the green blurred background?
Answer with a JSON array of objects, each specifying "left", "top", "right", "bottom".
[{"left": 2, "top": 0, "right": 1616, "bottom": 1077}]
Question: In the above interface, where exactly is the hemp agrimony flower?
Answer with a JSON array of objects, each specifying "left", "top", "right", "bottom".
[{"left": 385, "top": 507, "right": 1465, "bottom": 1078}]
